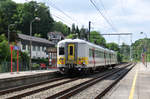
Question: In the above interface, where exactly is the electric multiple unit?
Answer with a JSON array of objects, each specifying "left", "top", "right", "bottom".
[{"left": 57, "top": 39, "right": 118, "bottom": 74}]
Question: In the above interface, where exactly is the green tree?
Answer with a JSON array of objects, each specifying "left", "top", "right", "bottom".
[
  {"left": 16, "top": 1, "right": 54, "bottom": 38},
  {"left": 120, "top": 43, "right": 130, "bottom": 62},
  {"left": 0, "top": 34, "right": 10, "bottom": 62},
  {"left": 52, "top": 21, "right": 69, "bottom": 36},
  {"left": 106, "top": 42, "right": 119, "bottom": 51},
  {"left": 132, "top": 38, "right": 150, "bottom": 61},
  {"left": 71, "top": 23, "right": 76, "bottom": 34},
  {"left": 79, "top": 26, "right": 88, "bottom": 40},
  {"left": 90, "top": 31, "right": 106, "bottom": 47},
  {"left": 66, "top": 34, "right": 77, "bottom": 39},
  {"left": 34, "top": 33, "right": 41, "bottom": 37},
  {"left": 0, "top": 0, "right": 18, "bottom": 35}
]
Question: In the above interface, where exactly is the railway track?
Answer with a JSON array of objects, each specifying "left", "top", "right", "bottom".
[
  {"left": 95, "top": 64, "right": 134, "bottom": 99},
  {"left": 0, "top": 76, "right": 66, "bottom": 95},
  {"left": 46, "top": 63, "right": 135, "bottom": 99},
  {"left": 0, "top": 63, "right": 133, "bottom": 99},
  {"left": 4, "top": 69, "right": 113, "bottom": 99}
]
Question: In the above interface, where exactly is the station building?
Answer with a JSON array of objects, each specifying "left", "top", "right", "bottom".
[{"left": 17, "top": 34, "right": 55, "bottom": 59}]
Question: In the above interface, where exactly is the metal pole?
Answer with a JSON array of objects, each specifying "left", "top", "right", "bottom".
[
  {"left": 29, "top": 17, "right": 40, "bottom": 70},
  {"left": 145, "top": 33, "right": 147, "bottom": 67},
  {"left": 130, "top": 34, "right": 132, "bottom": 61},
  {"left": 29, "top": 21, "right": 33, "bottom": 71},
  {"left": 89, "top": 21, "right": 91, "bottom": 41},
  {"left": 8, "top": 25, "right": 10, "bottom": 45}
]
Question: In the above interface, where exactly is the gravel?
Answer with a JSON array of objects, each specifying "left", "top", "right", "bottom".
[
  {"left": 70, "top": 67, "right": 130, "bottom": 99},
  {"left": 23, "top": 78, "right": 91, "bottom": 99},
  {"left": 0, "top": 78, "right": 71, "bottom": 99}
]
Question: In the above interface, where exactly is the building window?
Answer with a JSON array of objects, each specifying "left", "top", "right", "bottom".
[
  {"left": 37, "top": 46, "right": 40, "bottom": 51},
  {"left": 27, "top": 45, "right": 30, "bottom": 51},
  {"left": 22, "top": 44, "right": 26, "bottom": 50},
  {"left": 42, "top": 46, "right": 45, "bottom": 51},
  {"left": 33, "top": 46, "right": 36, "bottom": 51}
]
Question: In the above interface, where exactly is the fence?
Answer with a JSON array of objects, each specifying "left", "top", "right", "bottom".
[{"left": 0, "top": 61, "right": 29, "bottom": 73}]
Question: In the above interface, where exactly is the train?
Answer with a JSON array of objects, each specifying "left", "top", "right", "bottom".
[{"left": 57, "top": 39, "right": 118, "bottom": 74}]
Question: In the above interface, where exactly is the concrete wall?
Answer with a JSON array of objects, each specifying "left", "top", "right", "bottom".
[{"left": 0, "top": 72, "right": 57, "bottom": 90}]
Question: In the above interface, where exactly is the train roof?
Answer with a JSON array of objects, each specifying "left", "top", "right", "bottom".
[
  {"left": 58, "top": 39, "right": 86, "bottom": 44},
  {"left": 58, "top": 39, "right": 116, "bottom": 54}
]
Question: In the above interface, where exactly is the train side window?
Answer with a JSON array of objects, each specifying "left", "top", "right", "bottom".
[
  {"left": 59, "top": 47, "right": 64, "bottom": 55},
  {"left": 89, "top": 49, "right": 92, "bottom": 57}
]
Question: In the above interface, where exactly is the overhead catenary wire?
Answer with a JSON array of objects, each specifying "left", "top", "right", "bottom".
[
  {"left": 90, "top": 0, "right": 118, "bottom": 32},
  {"left": 44, "top": 0, "right": 81, "bottom": 27},
  {"left": 52, "top": 14, "right": 72, "bottom": 26},
  {"left": 98, "top": 0, "right": 116, "bottom": 29}
]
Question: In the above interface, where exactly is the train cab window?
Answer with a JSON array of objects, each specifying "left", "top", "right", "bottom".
[
  {"left": 59, "top": 47, "right": 64, "bottom": 55},
  {"left": 70, "top": 46, "right": 73, "bottom": 55}
]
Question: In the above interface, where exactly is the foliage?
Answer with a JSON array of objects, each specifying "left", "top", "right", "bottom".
[
  {"left": 16, "top": 1, "right": 54, "bottom": 38},
  {"left": 132, "top": 38, "right": 150, "bottom": 62},
  {"left": 117, "top": 52, "right": 123, "bottom": 63},
  {"left": 71, "top": 23, "right": 76, "bottom": 34},
  {"left": 32, "top": 58, "right": 49, "bottom": 65},
  {"left": 90, "top": 31, "right": 106, "bottom": 47},
  {"left": 52, "top": 21, "right": 70, "bottom": 36},
  {"left": 0, "top": 34, "right": 10, "bottom": 62},
  {"left": 106, "top": 42, "right": 119, "bottom": 51},
  {"left": 0, "top": 34, "right": 29, "bottom": 64},
  {"left": 120, "top": 43, "right": 130, "bottom": 62},
  {"left": 20, "top": 51, "right": 29, "bottom": 64},
  {"left": 0, "top": 0, "right": 54, "bottom": 38},
  {"left": 32, "top": 63, "right": 40, "bottom": 68},
  {"left": 34, "top": 33, "right": 41, "bottom": 37},
  {"left": 79, "top": 26, "right": 88, "bottom": 40},
  {"left": 0, "top": 0, "right": 18, "bottom": 35},
  {"left": 66, "top": 34, "right": 77, "bottom": 39}
]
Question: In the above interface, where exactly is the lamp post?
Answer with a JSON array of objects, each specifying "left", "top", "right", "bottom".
[
  {"left": 140, "top": 32, "right": 147, "bottom": 67},
  {"left": 8, "top": 24, "right": 15, "bottom": 45},
  {"left": 29, "top": 17, "right": 40, "bottom": 70}
]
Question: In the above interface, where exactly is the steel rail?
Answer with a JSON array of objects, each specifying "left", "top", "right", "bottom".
[
  {"left": 0, "top": 76, "right": 66, "bottom": 95},
  {"left": 7, "top": 77, "right": 80, "bottom": 99},
  {"left": 95, "top": 63, "right": 136, "bottom": 99},
  {"left": 46, "top": 63, "right": 132, "bottom": 99}
]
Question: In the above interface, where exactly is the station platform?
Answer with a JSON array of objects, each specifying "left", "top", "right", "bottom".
[
  {"left": 105, "top": 62, "right": 150, "bottom": 99},
  {"left": 0, "top": 69, "right": 58, "bottom": 80},
  {"left": 0, "top": 69, "right": 58, "bottom": 90}
]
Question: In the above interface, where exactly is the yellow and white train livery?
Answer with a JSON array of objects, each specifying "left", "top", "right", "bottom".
[{"left": 57, "top": 39, "right": 118, "bottom": 74}]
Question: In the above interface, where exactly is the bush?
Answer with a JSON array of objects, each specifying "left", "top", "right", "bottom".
[
  {"left": 32, "top": 58, "right": 49, "bottom": 65},
  {"left": 32, "top": 63, "right": 40, "bottom": 70}
]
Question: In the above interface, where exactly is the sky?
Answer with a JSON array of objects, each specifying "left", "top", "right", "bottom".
[{"left": 12, "top": 0, "right": 150, "bottom": 45}]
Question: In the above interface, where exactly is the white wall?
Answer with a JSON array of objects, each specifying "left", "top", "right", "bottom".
[{"left": 20, "top": 43, "right": 48, "bottom": 59}]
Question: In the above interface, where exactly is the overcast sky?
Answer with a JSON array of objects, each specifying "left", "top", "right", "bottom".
[{"left": 13, "top": 0, "right": 150, "bottom": 45}]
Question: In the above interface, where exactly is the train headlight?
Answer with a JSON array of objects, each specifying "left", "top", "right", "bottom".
[{"left": 82, "top": 62, "right": 85, "bottom": 65}]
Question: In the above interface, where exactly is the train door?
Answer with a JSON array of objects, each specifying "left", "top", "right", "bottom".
[
  {"left": 92, "top": 48, "right": 95, "bottom": 67},
  {"left": 104, "top": 51, "right": 106, "bottom": 66},
  {"left": 68, "top": 44, "right": 75, "bottom": 61}
]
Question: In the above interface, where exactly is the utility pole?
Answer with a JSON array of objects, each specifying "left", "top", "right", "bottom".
[
  {"left": 29, "top": 17, "right": 40, "bottom": 71},
  {"left": 89, "top": 21, "right": 91, "bottom": 41}
]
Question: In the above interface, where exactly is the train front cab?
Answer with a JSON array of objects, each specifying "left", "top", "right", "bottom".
[{"left": 58, "top": 43, "right": 78, "bottom": 74}]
